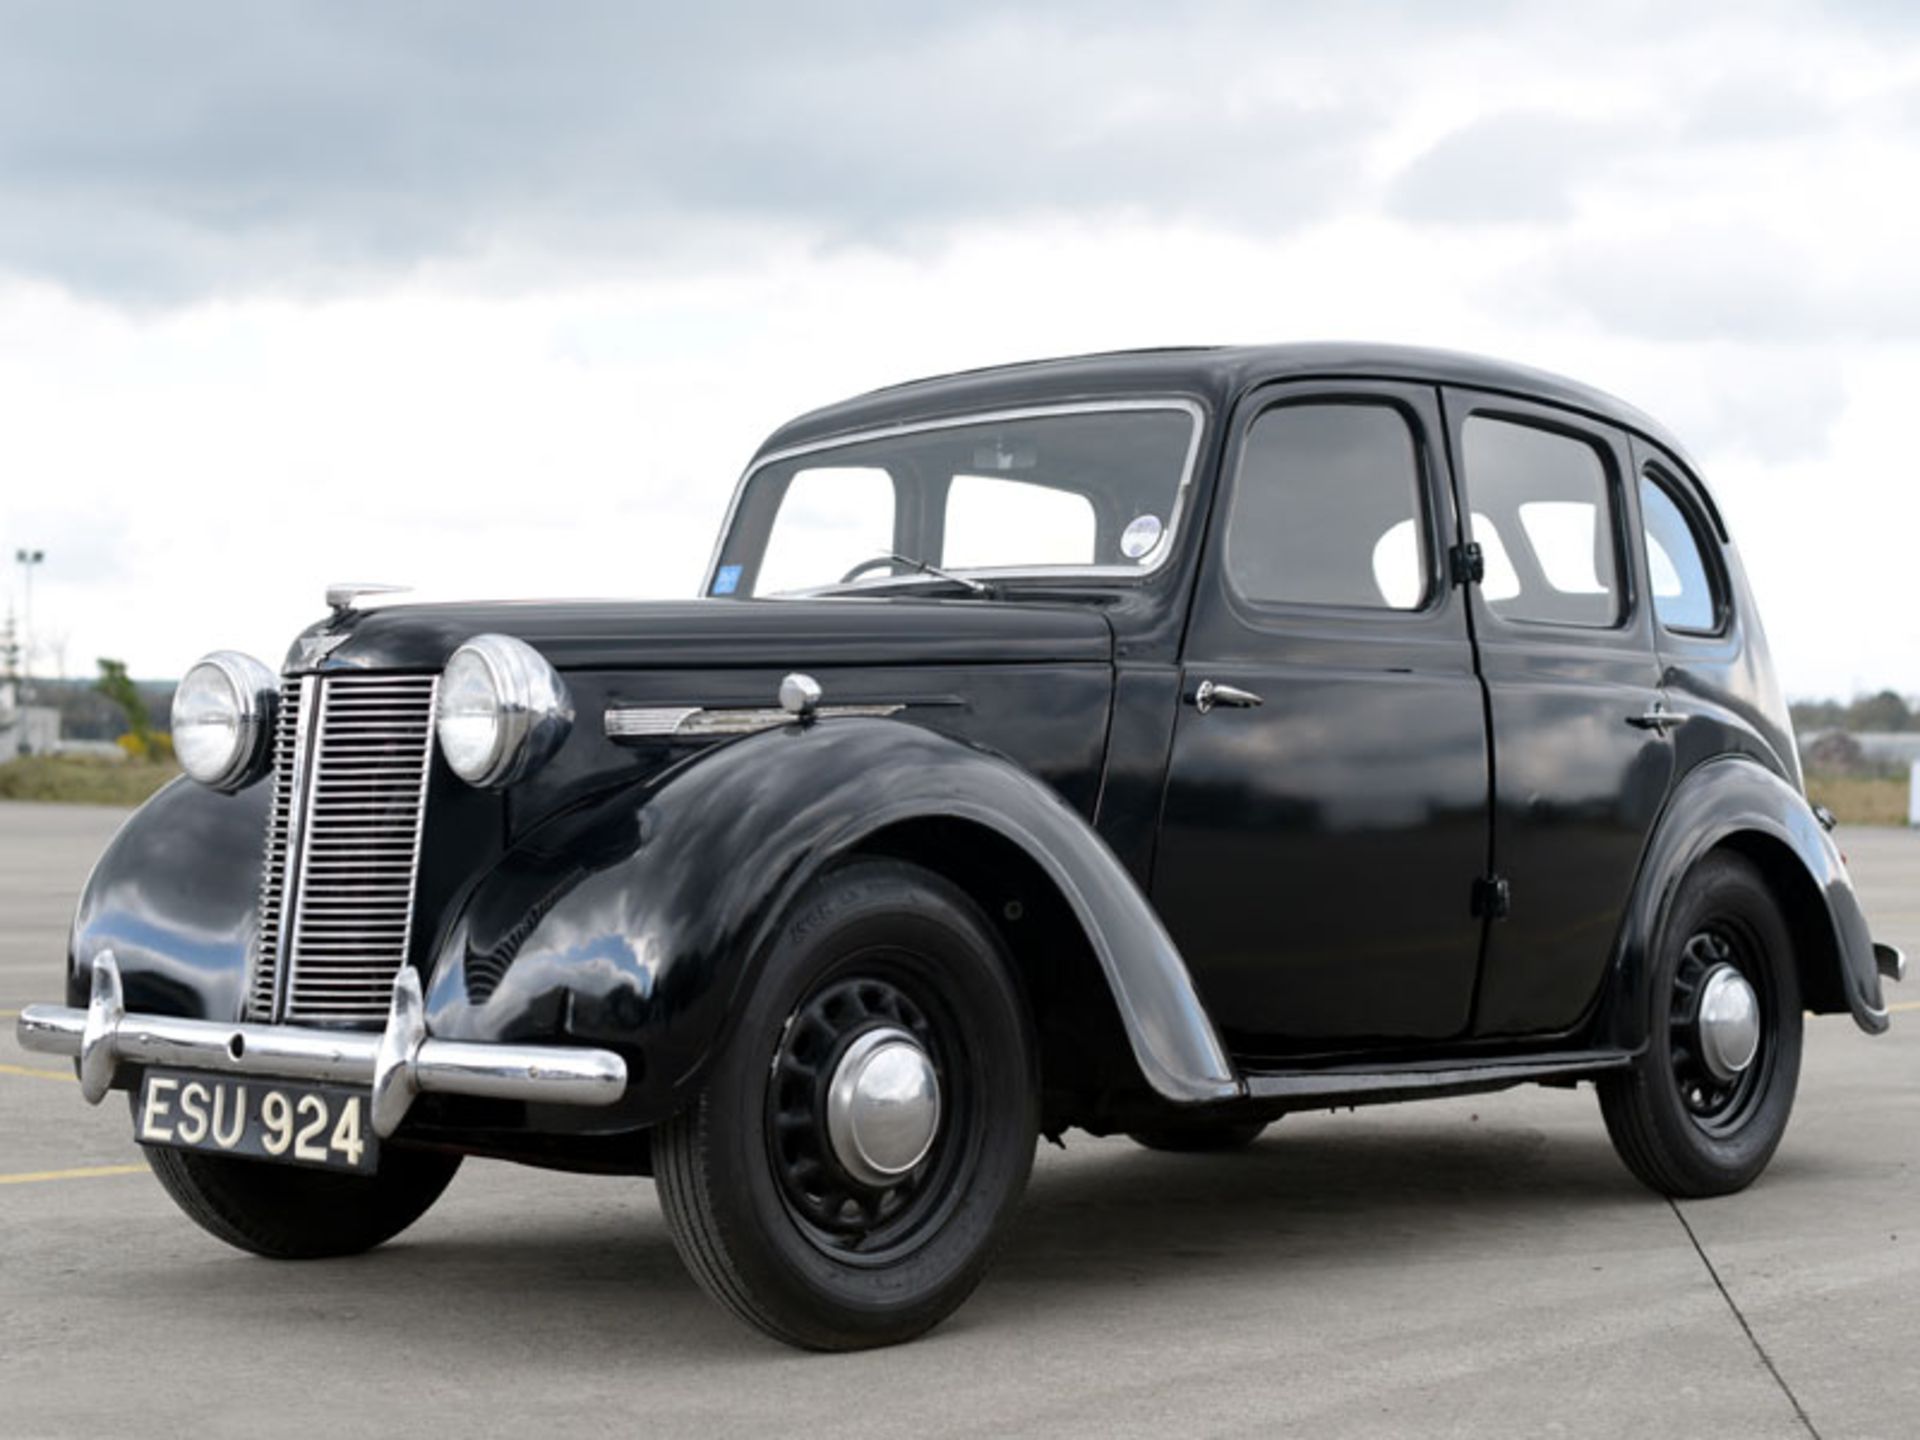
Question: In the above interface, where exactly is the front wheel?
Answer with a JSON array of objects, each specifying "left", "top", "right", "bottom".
[
  {"left": 143, "top": 1142, "right": 462, "bottom": 1258},
  {"left": 1598, "top": 851, "right": 1802, "bottom": 1198},
  {"left": 655, "top": 859, "right": 1038, "bottom": 1350}
]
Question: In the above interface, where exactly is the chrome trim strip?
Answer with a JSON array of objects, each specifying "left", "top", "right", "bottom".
[
  {"left": 605, "top": 703, "right": 906, "bottom": 740},
  {"left": 19, "top": 952, "right": 627, "bottom": 1139},
  {"left": 700, "top": 397, "right": 1209, "bottom": 596}
]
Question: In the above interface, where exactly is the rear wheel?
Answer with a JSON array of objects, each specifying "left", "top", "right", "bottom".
[
  {"left": 655, "top": 859, "right": 1038, "bottom": 1351},
  {"left": 143, "top": 1141, "right": 462, "bottom": 1259},
  {"left": 1128, "top": 1119, "right": 1270, "bottom": 1153},
  {"left": 1599, "top": 851, "right": 1802, "bottom": 1198}
]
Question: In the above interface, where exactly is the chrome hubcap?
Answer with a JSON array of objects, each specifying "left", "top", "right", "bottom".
[
  {"left": 1694, "top": 962, "right": 1761, "bottom": 1083},
  {"left": 825, "top": 1026, "right": 941, "bottom": 1188}
]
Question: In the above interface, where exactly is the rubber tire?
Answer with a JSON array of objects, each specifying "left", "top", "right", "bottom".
[
  {"left": 655, "top": 859, "right": 1038, "bottom": 1351},
  {"left": 1127, "top": 1119, "right": 1271, "bottom": 1153},
  {"left": 1598, "top": 851, "right": 1802, "bottom": 1198},
  {"left": 143, "top": 1137, "right": 462, "bottom": 1259}
]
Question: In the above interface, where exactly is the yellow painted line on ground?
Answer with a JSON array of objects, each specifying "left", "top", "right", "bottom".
[
  {"left": 0, "top": 1061, "right": 72, "bottom": 1083},
  {"left": 0, "top": 1163, "right": 145, "bottom": 1187},
  {"left": 0, "top": 1008, "right": 19, "bottom": 1019},
  {"left": 1889, "top": 999, "right": 1920, "bottom": 1014}
]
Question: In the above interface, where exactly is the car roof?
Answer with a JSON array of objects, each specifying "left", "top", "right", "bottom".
[{"left": 753, "top": 342, "right": 1701, "bottom": 480}]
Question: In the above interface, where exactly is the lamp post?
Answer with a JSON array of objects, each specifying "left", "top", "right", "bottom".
[{"left": 15, "top": 548, "right": 43, "bottom": 701}]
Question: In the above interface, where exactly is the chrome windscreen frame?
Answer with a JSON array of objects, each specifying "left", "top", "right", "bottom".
[{"left": 699, "top": 397, "right": 1211, "bottom": 597}]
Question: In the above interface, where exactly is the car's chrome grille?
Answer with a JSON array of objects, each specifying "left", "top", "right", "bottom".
[
  {"left": 247, "top": 673, "right": 437, "bottom": 1025},
  {"left": 247, "top": 677, "right": 303, "bottom": 1019}
]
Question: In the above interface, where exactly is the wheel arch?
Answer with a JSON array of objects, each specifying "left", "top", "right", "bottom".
[
  {"left": 1604, "top": 755, "right": 1886, "bottom": 1046},
  {"left": 849, "top": 814, "right": 1154, "bottom": 1132}
]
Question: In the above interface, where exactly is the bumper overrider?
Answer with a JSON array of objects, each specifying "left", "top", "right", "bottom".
[{"left": 16, "top": 951, "right": 628, "bottom": 1138}]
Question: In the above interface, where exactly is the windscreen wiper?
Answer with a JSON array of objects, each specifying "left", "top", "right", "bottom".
[{"left": 833, "top": 553, "right": 997, "bottom": 598}]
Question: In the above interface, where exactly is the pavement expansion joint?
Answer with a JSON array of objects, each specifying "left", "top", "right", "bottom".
[{"left": 1669, "top": 1197, "right": 1821, "bottom": 1440}]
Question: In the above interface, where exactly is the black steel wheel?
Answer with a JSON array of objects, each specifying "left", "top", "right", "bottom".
[
  {"left": 141, "top": 1137, "right": 461, "bottom": 1259},
  {"left": 654, "top": 859, "right": 1038, "bottom": 1350},
  {"left": 1127, "top": 1119, "right": 1270, "bottom": 1153},
  {"left": 1599, "top": 851, "right": 1802, "bottom": 1198}
]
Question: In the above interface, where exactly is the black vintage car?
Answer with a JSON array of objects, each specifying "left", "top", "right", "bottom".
[{"left": 20, "top": 344, "right": 1905, "bottom": 1349}]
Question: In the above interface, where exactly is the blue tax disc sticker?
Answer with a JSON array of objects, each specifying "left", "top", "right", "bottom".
[{"left": 711, "top": 564, "right": 743, "bottom": 596}]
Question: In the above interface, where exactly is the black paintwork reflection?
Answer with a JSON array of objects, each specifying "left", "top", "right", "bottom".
[{"left": 68, "top": 777, "right": 270, "bottom": 1020}]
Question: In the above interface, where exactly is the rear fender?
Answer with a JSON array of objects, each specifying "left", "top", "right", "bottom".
[{"left": 1605, "top": 755, "right": 1886, "bottom": 1044}]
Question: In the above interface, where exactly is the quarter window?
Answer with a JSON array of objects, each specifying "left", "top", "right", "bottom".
[
  {"left": 1461, "top": 417, "right": 1621, "bottom": 627},
  {"left": 1225, "top": 402, "right": 1431, "bottom": 611},
  {"left": 1640, "top": 472, "right": 1720, "bottom": 632}
]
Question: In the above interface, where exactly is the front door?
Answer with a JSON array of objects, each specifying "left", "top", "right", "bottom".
[
  {"left": 1441, "top": 389, "right": 1674, "bottom": 1038},
  {"left": 1152, "top": 381, "right": 1490, "bottom": 1056}
]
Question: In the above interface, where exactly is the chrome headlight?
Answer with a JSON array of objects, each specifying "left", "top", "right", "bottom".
[
  {"left": 173, "top": 651, "right": 278, "bottom": 792},
  {"left": 435, "top": 634, "right": 573, "bottom": 788}
]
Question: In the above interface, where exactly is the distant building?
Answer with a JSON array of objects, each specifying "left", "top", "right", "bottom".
[{"left": 0, "top": 676, "right": 62, "bottom": 760}]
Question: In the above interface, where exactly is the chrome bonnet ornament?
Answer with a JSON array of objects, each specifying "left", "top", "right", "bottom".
[{"left": 325, "top": 582, "right": 411, "bottom": 618}]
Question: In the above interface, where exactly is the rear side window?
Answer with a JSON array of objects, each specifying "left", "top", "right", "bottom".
[
  {"left": 1461, "top": 417, "right": 1621, "bottom": 628},
  {"left": 1640, "top": 472, "right": 1721, "bottom": 633},
  {"left": 1225, "top": 402, "right": 1431, "bottom": 611}
]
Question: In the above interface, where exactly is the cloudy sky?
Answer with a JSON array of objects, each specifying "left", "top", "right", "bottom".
[{"left": 2, "top": 0, "right": 1917, "bottom": 696}]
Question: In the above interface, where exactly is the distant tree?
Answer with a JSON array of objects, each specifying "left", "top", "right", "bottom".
[
  {"left": 1804, "top": 731, "right": 1867, "bottom": 776},
  {"left": 1845, "top": 689, "right": 1911, "bottom": 734},
  {"left": 1789, "top": 698, "right": 1846, "bottom": 733},
  {"left": 95, "top": 658, "right": 159, "bottom": 760}
]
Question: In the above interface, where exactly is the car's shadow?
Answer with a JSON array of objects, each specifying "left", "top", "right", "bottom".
[{"left": 112, "top": 1113, "right": 1805, "bottom": 1363}]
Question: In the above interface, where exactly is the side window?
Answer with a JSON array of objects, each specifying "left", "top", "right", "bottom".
[
  {"left": 944, "top": 475, "right": 1097, "bottom": 569},
  {"left": 1225, "top": 402, "right": 1431, "bottom": 611},
  {"left": 755, "top": 466, "right": 895, "bottom": 595},
  {"left": 1640, "top": 471, "right": 1721, "bottom": 633},
  {"left": 1461, "top": 416, "right": 1621, "bottom": 627}
]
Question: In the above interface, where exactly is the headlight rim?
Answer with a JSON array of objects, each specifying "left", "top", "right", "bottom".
[
  {"left": 436, "top": 633, "right": 573, "bottom": 789},
  {"left": 173, "top": 649, "right": 278, "bottom": 793}
]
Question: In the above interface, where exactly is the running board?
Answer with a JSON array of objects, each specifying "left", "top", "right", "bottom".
[{"left": 1243, "top": 1049, "right": 1634, "bottom": 1106}]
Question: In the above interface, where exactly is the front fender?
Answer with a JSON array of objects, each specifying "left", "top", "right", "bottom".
[
  {"left": 424, "top": 718, "right": 1241, "bottom": 1120},
  {"left": 66, "top": 776, "right": 270, "bottom": 1020},
  {"left": 1605, "top": 755, "right": 1887, "bottom": 1044}
]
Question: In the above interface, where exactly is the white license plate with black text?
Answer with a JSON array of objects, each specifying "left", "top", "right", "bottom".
[{"left": 135, "top": 1069, "right": 378, "bottom": 1174}]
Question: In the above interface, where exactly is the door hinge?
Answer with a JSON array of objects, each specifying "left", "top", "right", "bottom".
[
  {"left": 1449, "top": 542, "right": 1485, "bottom": 586},
  {"left": 1471, "top": 874, "right": 1511, "bottom": 920}
]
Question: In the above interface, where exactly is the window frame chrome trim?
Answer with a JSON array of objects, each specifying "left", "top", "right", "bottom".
[{"left": 700, "top": 397, "right": 1210, "bottom": 598}]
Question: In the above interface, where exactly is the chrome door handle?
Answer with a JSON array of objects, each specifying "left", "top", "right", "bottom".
[
  {"left": 1626, "top": 705, "right": 1688, "bottom": 734},
  {"left": 1191, "top": 680, "right": 1263, "bottom": 714}
]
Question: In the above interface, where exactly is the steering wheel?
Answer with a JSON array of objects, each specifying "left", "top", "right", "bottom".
[{"left": 839, "top": 556, "right": 901, "bottom": 584}]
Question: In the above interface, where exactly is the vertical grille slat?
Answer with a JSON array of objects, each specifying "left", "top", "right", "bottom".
[{"left": 248, "top": 672, "right": 437, "bottom": 1026}]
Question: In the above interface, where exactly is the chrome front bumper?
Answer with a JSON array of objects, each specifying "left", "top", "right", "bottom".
[{"left": 15, "top": 951, "right": 628, "bottom": 1138}]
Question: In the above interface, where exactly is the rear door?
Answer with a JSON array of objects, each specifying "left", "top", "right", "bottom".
[
  {"left": 1152, "top": 380, "right": 1490, "bottom": 1054},
  {"left": 1442, "top": 390, "right": 1674, "bottom": 1038}
]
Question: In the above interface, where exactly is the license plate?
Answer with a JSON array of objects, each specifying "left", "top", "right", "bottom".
[{"left": 134, "top": 1069, "right": 378, "bottom": 1174}]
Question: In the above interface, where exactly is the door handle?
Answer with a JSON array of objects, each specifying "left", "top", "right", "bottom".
[
  {"left": 1191, "top": 680, "right": 1264, "bottom": 714},
  {"left": 1626, "top": 704, "right": 1688, "bottom": 734}
]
